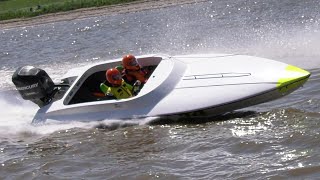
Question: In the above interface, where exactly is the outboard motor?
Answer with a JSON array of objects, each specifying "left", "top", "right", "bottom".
[{"left": 12, "top": 66, "right": 55, "bottom": 107}]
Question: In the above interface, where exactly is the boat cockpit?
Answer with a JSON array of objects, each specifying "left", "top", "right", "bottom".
[{"left": 65, "top": 56, "right": 163, "bottom": 105}]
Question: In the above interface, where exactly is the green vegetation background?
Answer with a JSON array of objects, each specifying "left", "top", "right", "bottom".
[{"left": 0, "top": 0, "right": 137, "bottom": 21}]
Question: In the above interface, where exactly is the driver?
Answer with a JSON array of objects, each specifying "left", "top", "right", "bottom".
[{"left": 100, "top": 68, "right": 140, "bottom": 99}]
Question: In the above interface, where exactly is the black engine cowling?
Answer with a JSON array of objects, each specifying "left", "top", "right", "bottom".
[{"left": 12, "top": 66, "right": 55, "bottom": 107}]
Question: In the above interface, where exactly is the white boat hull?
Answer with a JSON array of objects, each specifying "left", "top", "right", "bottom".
[{"left": 28, "top": 54, "right": 310, "bottom": 123}]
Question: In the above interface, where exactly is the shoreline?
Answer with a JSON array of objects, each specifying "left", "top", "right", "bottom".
[{"left": 0, "top": 0, "right": 205, "bottom": 30}]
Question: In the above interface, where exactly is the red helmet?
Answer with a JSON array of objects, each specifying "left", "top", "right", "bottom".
[
  {"left": 122, "top": 54, "right": 140, "bottom": 71},
  {"left": 106, "top": 68, "right": 122, "bottom": 86}
]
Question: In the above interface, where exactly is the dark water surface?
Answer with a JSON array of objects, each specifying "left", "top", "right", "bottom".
[{"left": 0, "top": 0, "right": 320, "bottom": 179}]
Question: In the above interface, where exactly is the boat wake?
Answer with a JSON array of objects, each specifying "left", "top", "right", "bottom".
[{"left": 0, "top": 91, "right": 160, "bottom": 138}]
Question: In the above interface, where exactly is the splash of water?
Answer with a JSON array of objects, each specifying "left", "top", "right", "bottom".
[{"left": 0, "top": 91, "right": 159, "bottom": 138}]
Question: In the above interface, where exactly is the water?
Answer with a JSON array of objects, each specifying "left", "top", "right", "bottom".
[{"left": 0, "top": 0, "right": 320, "bottom": 179}]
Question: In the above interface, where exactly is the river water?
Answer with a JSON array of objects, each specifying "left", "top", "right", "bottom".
[{"left": 0, "top": 0, "right": 320, "bottom": 179}]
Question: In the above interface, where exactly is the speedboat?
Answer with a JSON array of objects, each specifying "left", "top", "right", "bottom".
[{"left": 12, "top": 54, "right": 311, "bottom": 123}]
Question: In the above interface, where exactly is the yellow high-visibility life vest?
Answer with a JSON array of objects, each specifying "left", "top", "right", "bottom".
[{"left": 100, "top": 80, "right": 133, "bottom": 99}]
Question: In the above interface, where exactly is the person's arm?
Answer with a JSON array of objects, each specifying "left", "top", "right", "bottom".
[
  {"left": 132, "top": 80, "right": 141, "bottom": 95},
  {"left": 100, "top": 83, "right": 113, "bottom": 96}
]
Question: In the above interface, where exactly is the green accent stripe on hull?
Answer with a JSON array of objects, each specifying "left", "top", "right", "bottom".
[{"left": 277, "top": 65, "right": 310, "bottom": 93}]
